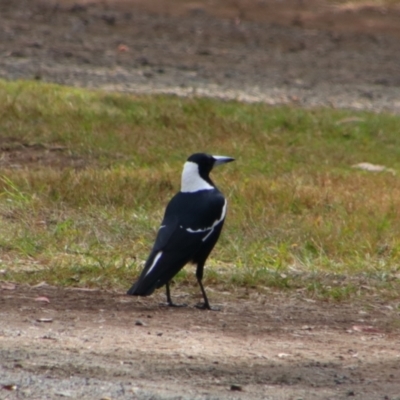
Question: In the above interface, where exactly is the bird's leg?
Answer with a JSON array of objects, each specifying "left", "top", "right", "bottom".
[
  {"left": 164, "top": 281, "right": 187, "bottom": 308},
  {"left": 194, "top": 264, "right": 221, "bottom": 311}
]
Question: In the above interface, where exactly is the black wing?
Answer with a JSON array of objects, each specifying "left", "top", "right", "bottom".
[{"left": 127, "top": 189, "right": 226, "bottom": 296}]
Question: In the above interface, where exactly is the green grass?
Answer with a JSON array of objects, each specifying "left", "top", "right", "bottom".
[{"left": 1, "top": 79, "right": 400, "bottom": 300}]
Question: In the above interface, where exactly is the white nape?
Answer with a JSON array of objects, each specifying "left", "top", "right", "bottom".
[{"left": 181, "top": 161, "right": 213, "bottom": 193}]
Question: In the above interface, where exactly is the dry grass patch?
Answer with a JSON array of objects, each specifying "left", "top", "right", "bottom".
[{"left": 1, "top": 80, "right": 400, "bottom": 299}]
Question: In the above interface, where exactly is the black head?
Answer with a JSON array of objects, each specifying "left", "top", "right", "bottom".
[
  {"left": 187, "top": 153, "right": 234, "bottom": 182},
  {"left": 181, "top": 153, "right": 234, "bottom": 192}
]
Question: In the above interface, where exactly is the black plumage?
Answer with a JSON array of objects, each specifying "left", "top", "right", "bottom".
[{"left": 127, "top": 153, "right": 234, "bottom": 310}]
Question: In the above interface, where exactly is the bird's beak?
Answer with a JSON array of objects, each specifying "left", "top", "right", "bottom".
[{"left": 213, "top": 155, "right": 235, "bottom": 167}]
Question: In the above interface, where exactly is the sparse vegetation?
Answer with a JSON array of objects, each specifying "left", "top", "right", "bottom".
[{"left": 1, "top": 79, "right": 400, "bottom": 299}]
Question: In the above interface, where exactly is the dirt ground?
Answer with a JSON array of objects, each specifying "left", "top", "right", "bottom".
[
  {"left": 1, "top": 0, "right": 400, "bottom": 112},
  {"left": 2, "top": 0, "right": 400, "bottom": 399},
  {"left": 1, "top": 284, "right": 400, "bottom": 400}
]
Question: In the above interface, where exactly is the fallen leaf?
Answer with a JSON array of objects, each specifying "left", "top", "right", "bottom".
[
  {"left": 35, "top": 296, "right": 50, "bottom": 303},
  {"left": 1, "top": 282, "right": 16, "bottom": 290},
  {"left": 32, "top": 281, "right": 49, "bottom": 288},
  {"left": 352, "top": 162, "right": 395, "bottom": 175},
  {"left": 352, "top": 162, "right": 386, "bottom": 172},
  {"left": 352, "top": 325, "right": 382, "bottom": 334}
]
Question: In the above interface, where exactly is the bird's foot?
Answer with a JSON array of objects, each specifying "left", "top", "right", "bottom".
[{"left": 194, "top": 302, "right": 221, "bottom": 311}]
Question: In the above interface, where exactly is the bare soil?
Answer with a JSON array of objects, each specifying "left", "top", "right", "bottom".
[
  {"left": 1, "top": 1, "right": 400, "bottom": 399},
  {"left": 1, "top": 284, "right": 400, "bottom": 399},
  {"left": 1, "top": 0, "right": 400, "bottom": 112},
  {"left": 0, "top": 138, "right": 89, "bottom": 170}
]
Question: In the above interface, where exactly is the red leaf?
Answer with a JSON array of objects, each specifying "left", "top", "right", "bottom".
[
  {"left": 35, "top": 296, "right": 50, "bottom": 303},
  {"left": 0, "top": 282, "right": 16, "bottom": 290},
  {"left": 352, "top": 325, "right": 382, "bottom": 334}
]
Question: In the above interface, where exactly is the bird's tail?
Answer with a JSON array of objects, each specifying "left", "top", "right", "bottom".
[
  {"left": 127, "top": 250, "right": 185, "bottom": 296},
  {"left": 126, "top": 278, "right": 157, "bottom": 296},
  {"left": 127, "top": 250, "right": 162, "bottom": 296}
]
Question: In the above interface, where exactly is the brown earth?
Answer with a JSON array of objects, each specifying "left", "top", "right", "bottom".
[
  {"left": 1, "top": 1, "right": 400, "bottom": 399},
  {"left": 1, "top": 283, "right": 400, "bottom": 400},
  {"left": 1, "top": 0, "right": 400, "bottom": 112},
  {"left": 0, "top": 138, "right": 89, "bottom": 170}
]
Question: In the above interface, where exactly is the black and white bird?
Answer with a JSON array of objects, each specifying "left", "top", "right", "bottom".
[{"left": 127, "top": 153, "right": 234, "bottom": 310}]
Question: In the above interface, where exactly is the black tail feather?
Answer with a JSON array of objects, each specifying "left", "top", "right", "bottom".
[
  {"left": 126, "top": 279, "right": 156, "bottom": 296},
  {"left": 127, "top": 250, "right": 190, "bottom": 297}
]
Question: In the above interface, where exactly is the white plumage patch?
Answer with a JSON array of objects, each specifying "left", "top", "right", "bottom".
[
  {"left": 181, "top": 161, "right": 213, "bottom": 193},
  {"left": 186, "top": 199, "right": 227, "bottom": 242},
  {"left": 145, "top": 251, "right": 162, "bottom": 277}
]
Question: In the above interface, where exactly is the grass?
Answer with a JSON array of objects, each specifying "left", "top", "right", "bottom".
[{"left": 1, "top": 79, "right": 400, "bottom": 300}]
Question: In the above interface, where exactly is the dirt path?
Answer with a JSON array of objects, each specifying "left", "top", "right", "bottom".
[
  {"left": 1, "top": 0, "right": 400, "bottom": 113},
  {"left": 1, "top": 284, "right": 400, "bottom": 399}
]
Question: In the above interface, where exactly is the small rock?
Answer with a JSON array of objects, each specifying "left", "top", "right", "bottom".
[
  {"left": 55, "top": 391, "right": 72, "bottom": 397},
  {"left": 2, "top": 384, "right": 17, "bottom": 391},
  {"left": 36, "top": 318, "right": 53, "bottom": 323},
  {"left": 301, "top": 325, "right": 313, "bottom": 330},
  {"left": 230, "top": 384, "right": 242, "bottom": 391},
  {"left": 136, "top": 57, "right": 150, "bottom": 66},
  {"left": 101, "top": 14, "right": 116, "bottom": 26},
  {"left": 135, "top": 320, "right": 146, "bottom": 326}
]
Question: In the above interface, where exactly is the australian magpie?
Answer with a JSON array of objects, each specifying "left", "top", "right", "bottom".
[{"left": 127, "top": 153, "right": 234, "bottom": 310}]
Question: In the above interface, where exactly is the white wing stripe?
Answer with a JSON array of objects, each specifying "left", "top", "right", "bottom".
[
  {"left": 145, "top": 251, "right": 162, "bottom": 277},
  {"left": 186, "top": 227, "right": 211, "bottom": 234},
  {"left": 185, "top": 200, "right": 227, "bottom": 242}
]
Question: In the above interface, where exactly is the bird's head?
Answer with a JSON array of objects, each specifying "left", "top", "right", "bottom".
[{"left": 181, "top": 153, "right": 234, "bottom": 193}]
